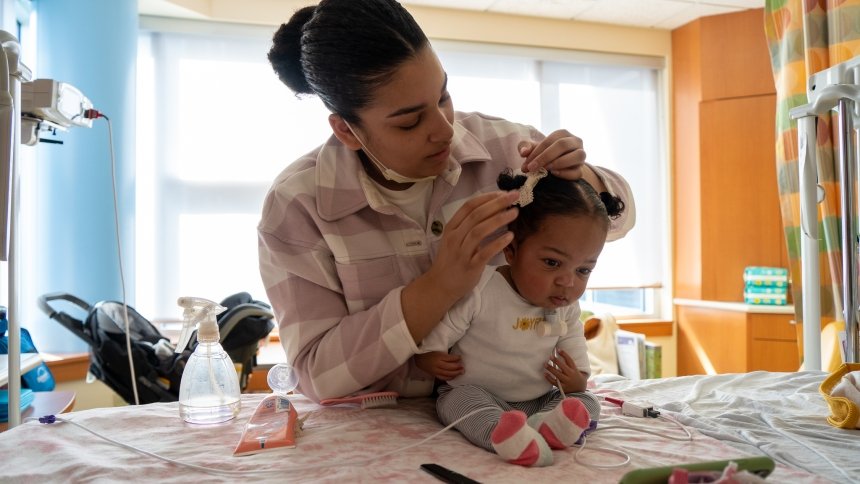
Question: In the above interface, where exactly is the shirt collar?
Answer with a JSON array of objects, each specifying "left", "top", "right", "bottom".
[{"left": 315, "top": 119, "right": 492, "bottom": 221}]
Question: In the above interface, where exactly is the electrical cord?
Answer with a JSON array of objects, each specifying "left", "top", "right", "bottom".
[
  {"left": 85, "top": 108, "right": 139, "bottom": 406},
  {"left": 27, "top": 406, "right": 503, "bottom": 477}
]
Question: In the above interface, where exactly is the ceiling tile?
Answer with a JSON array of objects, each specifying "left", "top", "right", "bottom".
[
  {"left": 401, "top": 0, "right": 497, "bottom": 10},
  {"left": 653, "top": 3, "right": 744, "bottom": 29},
  {"left": 486, "top": 0, "right": 597, "bottom": 20}
]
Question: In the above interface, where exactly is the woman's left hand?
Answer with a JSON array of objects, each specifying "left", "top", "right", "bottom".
[
  {"left": 544, "top": 349, "right": 588, "bottom": 394},
  {"left": 518, "top": 129, "right": 586, "bottom": 180}
]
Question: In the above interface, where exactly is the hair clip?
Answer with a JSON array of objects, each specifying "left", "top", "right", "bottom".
[{"left": 515, "top": 168, "right": 548, "bottom": 207}]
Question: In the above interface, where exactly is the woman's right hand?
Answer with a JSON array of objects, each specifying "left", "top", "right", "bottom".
[
  {"left": 401, "top": 190, "right": 519, "bottom": 343},
  {"left": 431, "top": 190, "right": 520, "bottom": 300}
]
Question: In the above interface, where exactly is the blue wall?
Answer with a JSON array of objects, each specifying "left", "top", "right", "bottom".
[{"left": 31, "top": 0, "right": 137, "bottom": 352}]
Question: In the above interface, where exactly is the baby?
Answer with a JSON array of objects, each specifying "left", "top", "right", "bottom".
[{"left": 417, "top": 168, "right": 624, "bottom": 466}]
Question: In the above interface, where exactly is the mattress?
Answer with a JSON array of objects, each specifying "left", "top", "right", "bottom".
[{"left": 0, "top": 371, "right": 852, "bottom": 483}]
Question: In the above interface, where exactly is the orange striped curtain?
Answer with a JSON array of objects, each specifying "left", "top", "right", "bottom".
[{"left": 765, "top": 0, "right": 860, "bottom": 364}]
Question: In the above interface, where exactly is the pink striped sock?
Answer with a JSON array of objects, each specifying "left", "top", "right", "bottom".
[
  {"left": 527, "top": 397, "right": 590, "bottom": 449},
  {"left": 491, "top": 410, "right": 553, "bottom": 467}
]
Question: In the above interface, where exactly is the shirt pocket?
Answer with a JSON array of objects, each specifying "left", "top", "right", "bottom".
[{"left": 335, "top": 256, "right": 401, "bottom": 309}]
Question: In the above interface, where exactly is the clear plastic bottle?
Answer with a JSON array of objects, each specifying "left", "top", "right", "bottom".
[{"left": 175, "top": 297, "right": 241, "bottom": 424}]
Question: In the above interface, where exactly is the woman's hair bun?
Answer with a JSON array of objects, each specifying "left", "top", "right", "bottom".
[{"left": 268, "top": 6, "right": 316, "bottom": 95}]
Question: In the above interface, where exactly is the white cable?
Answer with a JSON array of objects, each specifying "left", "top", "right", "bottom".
[
  {"left": 569, "top": 411, "right": 693, "bottom": 469},
  {"left": 27, "top": 406, "right": 502, "bottom": 477},
  {"left": 104, "top": 115, "right": 139, "bottom": 406}
]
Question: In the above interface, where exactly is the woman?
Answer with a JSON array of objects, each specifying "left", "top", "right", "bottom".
[{"left": 259, "top": 0, "right": 635, "bottom": 402}]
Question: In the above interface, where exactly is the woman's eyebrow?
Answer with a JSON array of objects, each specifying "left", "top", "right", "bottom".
[{"left": 386, "top": 73, "right": 449, "bottom": 118}]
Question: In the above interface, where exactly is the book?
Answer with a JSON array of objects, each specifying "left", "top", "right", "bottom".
[
  {"left": 615, "top": 329, "right": 646, "bottom": 380},
  {"left": 645, "top": 342, "right": 662, "bottom": 379}
]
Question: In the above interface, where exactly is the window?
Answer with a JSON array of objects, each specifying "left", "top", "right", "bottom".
[{"left": 137, "top": 20, "right": 668, "bottom": 321}]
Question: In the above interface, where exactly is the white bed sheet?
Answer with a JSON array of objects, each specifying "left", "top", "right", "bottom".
[
  {"left": 596, "top": 370, "right": 859, "bottom": 483},
  {"left": 0, "top": 371, "right": 849, "bottom": 483}
]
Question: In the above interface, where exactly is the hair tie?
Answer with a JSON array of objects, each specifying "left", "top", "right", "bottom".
[{"left": 515, "top": 168, "right": 548, "bottom": 207}]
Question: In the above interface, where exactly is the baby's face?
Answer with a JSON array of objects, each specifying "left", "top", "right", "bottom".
[{"left": 504, "top": 214, "right": 606, "bottom": 309}]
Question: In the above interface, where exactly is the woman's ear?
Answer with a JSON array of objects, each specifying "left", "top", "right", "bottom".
[{"left": 329, "top": 114, "right": 362, "bottom": 150}]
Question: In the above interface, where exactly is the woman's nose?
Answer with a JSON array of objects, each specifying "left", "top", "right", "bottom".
[{"left": 428, "top": 108, "right": 454, "bottom": 143}]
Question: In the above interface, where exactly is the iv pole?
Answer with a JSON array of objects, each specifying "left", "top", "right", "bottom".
[
  {"left": 790, "top": 56, "right": 860, "bottom": 369},
  {"left": 0, "top": 29, "right": 30, "bottom": 429}
]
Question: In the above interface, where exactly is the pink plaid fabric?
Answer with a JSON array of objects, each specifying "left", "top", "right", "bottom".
[{"left": 258, "top": 112, "right": 635, "bottom": 401}]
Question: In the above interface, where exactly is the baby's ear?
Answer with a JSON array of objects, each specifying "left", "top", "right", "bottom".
[{"left": 503, "top": 241, "right": 516, "bottom": 263}]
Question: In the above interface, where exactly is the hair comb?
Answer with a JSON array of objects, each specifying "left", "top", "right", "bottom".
[{"left": 319, "top": 391, "right": 399, "bottom": 409}]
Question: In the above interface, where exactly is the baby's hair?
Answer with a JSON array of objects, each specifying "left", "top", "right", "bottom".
[{"left": 497, "top": 169, "right": 625, "bottom": 243}]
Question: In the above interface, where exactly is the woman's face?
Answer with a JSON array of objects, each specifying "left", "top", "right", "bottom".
[
  {"left": 351, "top": 47, "right": 455, "bottom": 183},
  {"left": 504, "top": 214, "right": 607, "bottom": 310}
]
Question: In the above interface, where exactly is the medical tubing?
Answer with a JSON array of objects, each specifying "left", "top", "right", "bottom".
[
  {"left": 30, "top": 399, "right": 696, "bottom": 477},
  {"left": 29, "top": 406, "right": 503, "bottom": 477},
  {"left": 98, "top": 113, "right": 139, "bottom": 406}
]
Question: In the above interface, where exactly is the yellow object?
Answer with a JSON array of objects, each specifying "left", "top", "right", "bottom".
[
  {"left": 821, "top": 321, "right": 845, "bottom": 372},
  {"left": 820, "top": 363, "right": 860, "bottom": 429}
]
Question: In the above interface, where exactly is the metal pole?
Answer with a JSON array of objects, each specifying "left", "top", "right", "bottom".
[
  {"left": 841, "top": 98, "right": 860, "bottom": 363},
  {"left": 798, "top": 114, "right": 822, "bottom": 370}
]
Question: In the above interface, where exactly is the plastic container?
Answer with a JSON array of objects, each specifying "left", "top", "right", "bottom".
[{"left": 175, "top": 297, "right": 241, "bottom": 424}]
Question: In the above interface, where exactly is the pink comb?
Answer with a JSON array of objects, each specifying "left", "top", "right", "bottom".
[{"left": 319, "top": 391, "right": 399, "bottom": 408}]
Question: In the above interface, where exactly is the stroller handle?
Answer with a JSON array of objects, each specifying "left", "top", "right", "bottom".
[{"left": 37, "top": 292, "right": 95, "bottom": 345}]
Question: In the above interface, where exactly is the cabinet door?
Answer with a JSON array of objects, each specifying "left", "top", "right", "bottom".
[
  {"left": 699, "top": 8, "right": 775, "bottom": 101},
  {"left": 677, "top": 306, "right": 748, "bottom": 375},
  {"left": 700, "top": 94, "right": 781, "bottom": 302},
  {"left": 747, "top": 313, "right": 799, "bottom": 371}
]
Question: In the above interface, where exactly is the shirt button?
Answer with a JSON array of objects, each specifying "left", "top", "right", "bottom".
[{"left": 431, "top": 220, "right": 444, "bottom": 236}]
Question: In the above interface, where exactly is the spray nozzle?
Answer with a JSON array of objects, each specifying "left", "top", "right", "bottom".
[{"left": 175, "top": 296, "right": 227, "bottom": 353}]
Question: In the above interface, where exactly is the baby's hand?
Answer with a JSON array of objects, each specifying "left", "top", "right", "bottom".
[
  {"left": 544, "top": 349, "right": 587, "bottom": 393},
  {"left": 415, "top": 351, "right": 464, "bottom": 381}
]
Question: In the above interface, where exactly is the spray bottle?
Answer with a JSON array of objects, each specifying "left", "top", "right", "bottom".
[{"left": 175, "top": 296, "right": 241, "bottom": 424}]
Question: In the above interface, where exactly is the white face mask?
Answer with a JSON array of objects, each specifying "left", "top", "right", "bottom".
[{"left": 344, "top": 121, "right": 438, "bottom": 184}]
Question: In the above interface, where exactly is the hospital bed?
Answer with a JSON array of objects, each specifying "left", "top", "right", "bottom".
[{"left": 0, "top": 370, "right": 853, "bottom": 483}]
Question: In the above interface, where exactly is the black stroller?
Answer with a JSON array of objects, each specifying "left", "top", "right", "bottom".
[{"left": 37, "top": 291, "right": 275, "bottom": 405}]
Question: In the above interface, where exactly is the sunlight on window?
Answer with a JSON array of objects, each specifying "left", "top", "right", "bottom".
[
  {"left": 448, "top": 76, "right": 540, "bottom": 127},
  {"left": 178, "top": 214, "right": 267, "bottom": 303},
  {"left": 175, "top": 59, "right": 330, "bottom": 183},
  {"left": 138, "top": 30, "right": 667, "bottom": 320}
]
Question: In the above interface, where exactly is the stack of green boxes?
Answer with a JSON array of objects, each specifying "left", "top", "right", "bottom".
[{"left": 743, "top": 266, "right": 788, "bottom": 305}]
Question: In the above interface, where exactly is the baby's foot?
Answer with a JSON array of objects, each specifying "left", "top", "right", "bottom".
[
  {"left": 491, "top": 410, "right": 553, "bottom": 467},
  {"left": 527, "top": 397, "right": 590, "bottom": 449}
]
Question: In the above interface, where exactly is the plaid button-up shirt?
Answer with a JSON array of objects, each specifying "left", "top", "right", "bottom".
[{"left": 258, "top": 112, "right": 635, "bottom": 401}]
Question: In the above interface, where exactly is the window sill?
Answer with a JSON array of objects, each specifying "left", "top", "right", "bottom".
[{"left": 616, "top": 319, "right": 673, "bottom": 337}]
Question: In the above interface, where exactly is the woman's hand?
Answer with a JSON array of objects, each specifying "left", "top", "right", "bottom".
[
  {"left": 401, "top": 190, "right": 519, "bottom": 343},
  {"left": 544, "top": 349, "right": 587, "bottom": 394},
  {"left": 415, "top": 351, "right": 464, "bottom": 381},
  {"left": 519, "top": 130, "right": 606, "bottom": 191},
  {"left": 425, "top": 190, "right": 519, "bottom": 301}
]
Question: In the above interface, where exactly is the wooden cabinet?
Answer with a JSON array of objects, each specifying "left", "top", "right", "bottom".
[
  {"left": 676, "top": 300, "right": 799, "bottom": 375},
  {"left": 672, "top": 8, "right": 787, "bottom": 302},
  {"left": 672, "top": 9, "right": 797, "bottom": 375}
]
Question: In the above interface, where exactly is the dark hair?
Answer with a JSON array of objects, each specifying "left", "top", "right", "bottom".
[
  {"left": 267, "top": 0, "right": 429, "bottom": 124},
  {"left": 497, "top": 169, "right": 625, "bottom": 243}
]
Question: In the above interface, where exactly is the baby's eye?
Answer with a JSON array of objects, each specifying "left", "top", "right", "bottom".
[
  {"left": 578, "top": 268, "right": 593, "bottom": 276},
  {"left": 543, "top": 259, "right": 561, "bottom": 268}
]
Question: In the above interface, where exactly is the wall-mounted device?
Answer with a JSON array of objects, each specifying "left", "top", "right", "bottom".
[{"left": 21, "top": 79, "right": 93, "bottom": 145}]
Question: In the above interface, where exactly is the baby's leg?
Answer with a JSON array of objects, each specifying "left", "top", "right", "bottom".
[
  {"left": 436, "top": 384, "right": 508, "bottom": 451},
  {"left": 436, "top": 384, "right": 552, "bottom": 466}
]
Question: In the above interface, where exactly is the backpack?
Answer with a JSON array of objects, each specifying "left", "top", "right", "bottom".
[{"left": 38, "top": 292, "right": 274, "bottom": 404}]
